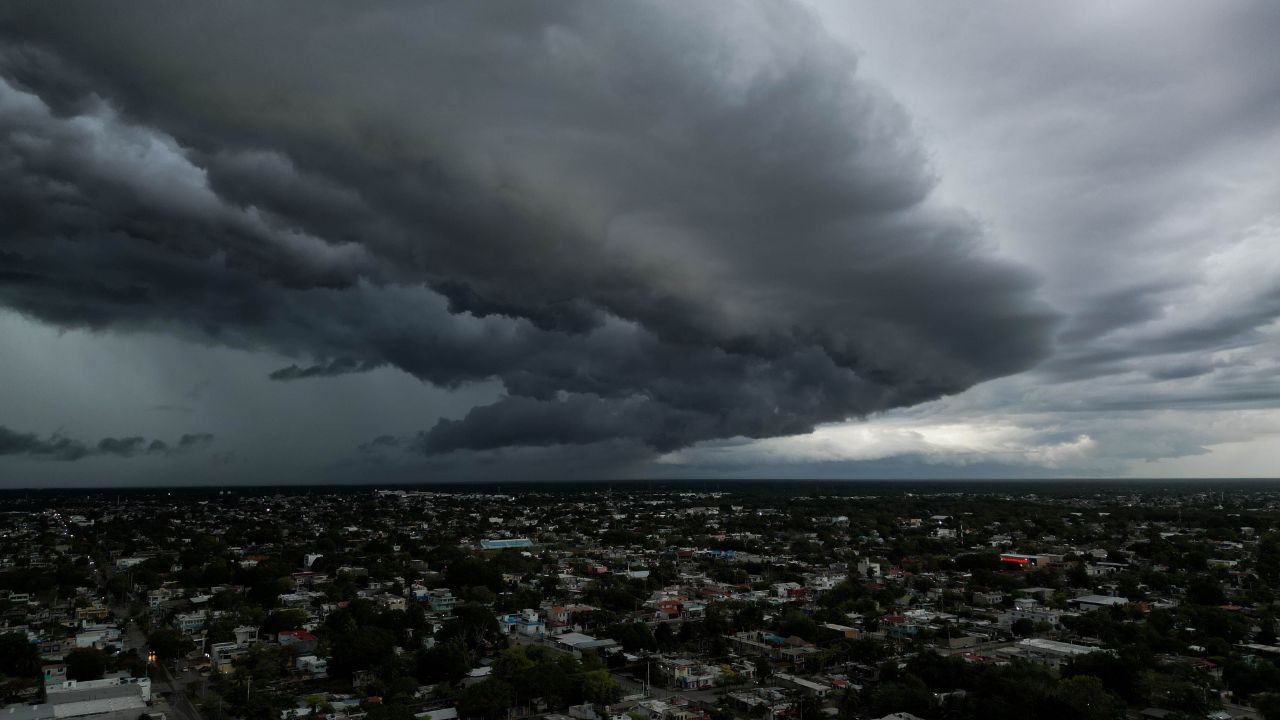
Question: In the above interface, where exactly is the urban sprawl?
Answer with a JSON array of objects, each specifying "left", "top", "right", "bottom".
[{"left": 3, "top": 485, "right": 1280, "bottom": 720}]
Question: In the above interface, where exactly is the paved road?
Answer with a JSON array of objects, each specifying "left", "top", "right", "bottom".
[
  {"left": 1221, "top": 703, "right": 1262, "bottom": 720},
  {"left": 608, "top": 670, "right": 724, "bottom": 706},
  {"left": 102, "top": 574, "right": 202, "bottom": 720},
  {"left": 505, "top": 635, "right": 725, "bottom": 706},
  {"left": 934, "top": 639, "right": 1015, "bottom": 657}
]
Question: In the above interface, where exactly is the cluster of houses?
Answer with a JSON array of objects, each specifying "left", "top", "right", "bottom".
[{"left": 3, "top": 487, "right": 1280, "bottom": 720}]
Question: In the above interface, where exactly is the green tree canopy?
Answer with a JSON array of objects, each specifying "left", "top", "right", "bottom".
[{"left": 64, "top": 648, "right": 108, "bottom": 682}]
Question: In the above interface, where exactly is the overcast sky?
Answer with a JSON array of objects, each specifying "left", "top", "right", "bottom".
[{"left": 1, "top": 2, "right": 1278, "bottom": 486}]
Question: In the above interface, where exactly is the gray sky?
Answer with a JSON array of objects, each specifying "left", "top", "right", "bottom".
[{"left": 1, "top": 1, "right": 1278, "bottom": 485}]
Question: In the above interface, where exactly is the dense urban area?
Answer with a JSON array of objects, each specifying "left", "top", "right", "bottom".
[{"left": 4, "top": 483, "right": 1280, "bottom": 720}]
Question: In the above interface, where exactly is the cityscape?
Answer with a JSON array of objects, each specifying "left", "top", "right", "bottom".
[
  {"left": 3, "top": 483, "right": 1280, "bottom": 720},
  {"left": 3, "top": 3, "right": 1280, "bottom": 720}
]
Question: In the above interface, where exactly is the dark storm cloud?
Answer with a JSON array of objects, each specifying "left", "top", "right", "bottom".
[
  {"left": 0, "top": 1, "right": 1055, "bottom": 458},
  {"left": 357, "top": 435, "right": 402, "bottom": 455},
  {"left": 1055, "top": 283, "right": 1177, "bottom": 345},
  {"left": 269, "top": 358, "right": 384, "bottom": 381},
  {"left": 0, "top": 425, "right": 214, "bottom": 461},
  {"left": 177, "top": 433, "right": 216, "bottom": 451},
  {"left": 835, "top": 1, "right": 1280, "bottom": 425}
]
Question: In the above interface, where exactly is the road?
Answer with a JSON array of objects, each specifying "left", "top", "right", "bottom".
[
  {"left": 505, "top": 635, "right": 725, "bottom": 707},
  {"left": 104, "top": 576, "right": 203, "bottom": 720},
  {"left": 934, "top": 638, "right": 1016, "bottom": 657},
  {"left": 608, "top": 669, "right": 724, "bottom": 706}
]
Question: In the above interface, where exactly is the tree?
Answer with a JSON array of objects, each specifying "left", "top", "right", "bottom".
[
  {"left": 437, "top": 603, "right": 501, "bottom": 651},
  {"left": 754, "top": 656, "right": 773, "bottom": 682},
  {"left": 64, "top": 648, "right": 109, "bottom": 682},
  {"left": 147, "top": 629, "right": 193, "bottom": 662},
  {"left": 416, "top": 642, "right": 470, "bottom": 686},
  {"left": 778, "top": 610, "right": 817, "bottom": 642},
  {"left": 1256, "top": 693, "right": 1280, "bottom": 720},
  {"left": 613, "top": 623, "right": 658, "bottom": 653},
  {"left": 0, "top": 632, "right": 39, "bottom": 677},
  {"left": 199, "top": 692, "right": 230, "bottom": 720},
  {"left": 1011, "top": 618, "right": 1035, "bottom": 637},
  {"left": 305, "top": 695, "right": 329, "bottom": 713},
  {"left": 232, "top": 644, "right": 291, "bottom": 684},
  {"left": 580, "top": 669, "right": 622, "bottom": 707},
  {"left": 458, "top": 679, "right": 514, "bottom": 720},
  {"left": 1137, "top": 670, "right": 1212, "bottom": 717},
  {"left": 654, "top": 623, "right": 675, "bottom": 650},
  {"left": 1185, "top": 576, "right": 1226, "bottom": 606},
  {"left": 519, "top": 646, "right": 579, "bottom": 707},
  {"left": 734, "top": 604, "right": 765, "bottom": 631},
  {"left": 106, "top": 573, "right": 132, "bottom": 601},
  {"left": 331, "top": 627, "right": 397, "bottom": 677},
  {"left": 1053, "top": 676, "right": 1127, "bottom": 720},
  {"left": 206, "top": 617, "right": 239, "bottom": 646},
  {"left": 446, "top": 557, "right": 504, "bottom": 594},
  {"left": 868, "top": 674, "right": 934, "bottom": 719},
  {"left": 1064, "top": 651, "right": 1141, "bottom": 702},
  {"left": 1068, "top": 564, "right": 1090, "bottom": 588},
  {"left": 261, "top": 610, "right": 312, "bottom": 635},
  {"left": 365, "top": 705, "right": 415, "bottom": 720},
  {"left": 490, "top": 645, "right": 539, "bottom": 702}
]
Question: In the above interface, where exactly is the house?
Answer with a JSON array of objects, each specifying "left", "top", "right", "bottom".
[
  {"left": 462, "top": 666, "right": 492, "bottom": 687},
  {"left": 74, "top": 605, "right": 110, "bottom": 622},
  {"left": 775, "top": 673, "right": 830, "bottom": 698},
  {"left": 427, "top": 589, "right": 458, "bottom": 614},
  {"left": 498, "top": 608, "right": 546, "bottom": 636},
  {"left": 377, "top": 594, "right": 407, "bottom": 612},
  {"left": 210, "top": 642, "right": 247, "bottom": 673},
  {"left": 234, "top": 625, "right": 259, "bottom": 647},
  {"left": 998, "top": 604, "right": 1067, "bottom": 629},
  {"left": 999, "top": 553, "right": 1061, "bottom": 568},
  {"left": 1020, "top": 587, "right": 1056, "bottom": 602},
  {"left": 634, "top": 700, "right": 693, "bottom": 720},
  {"left": 682, "top": 602, "right": 706, "bottom": 620},
  {"left": 296, "top": 655, "right": 328, "bottom": 675},
  {"left": 1071, "top": 595, "right": 1129, "bottom": 611},
  {"left": 41, "top": 664, "right": 66, "bottom": 685},
  {"left": 971, "top": 591, "right": 1004, "bottom": 606},
  {"left": 551, "top": 632, "right": 619, "bottom": 657},
  {"left": 147, "top": 587, "right": 180, "bottom": 609},
  {"left": 727, "top": 632, "right": 820, "bottom": 669},
  {"left": 657, "top": 658, "right": 715, "bottom": 690},
  {"left": 654, "top": 598, "right": 682, "bottom": 620},
  {"left": 173, "top": 611, "right": 209, "bottom": 634},
  {"left": 771, "top": 582, "right": 805, "bottom": 600},
  {"left": 998, "top": 639, "right": 1106, "bottom": 668},
  {"left": 277, "top": 630, "right": 319, "bottom": 654}
]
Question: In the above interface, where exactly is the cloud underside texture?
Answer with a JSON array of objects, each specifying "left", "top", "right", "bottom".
[
  {"left": 0, "top": 425, "right": 212, "bottom": 461},
  {"left": 0, "top": 2, "right": 1053, "bottom": 457}
]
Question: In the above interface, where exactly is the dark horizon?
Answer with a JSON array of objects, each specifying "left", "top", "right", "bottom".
[{"left": 4, "top": 477, "right": 1280, "bottom": 496}]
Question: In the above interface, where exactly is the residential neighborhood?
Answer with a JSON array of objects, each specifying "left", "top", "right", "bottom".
[{"left": 2, "top": 483, "right": 1280, "bottom": 720}]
